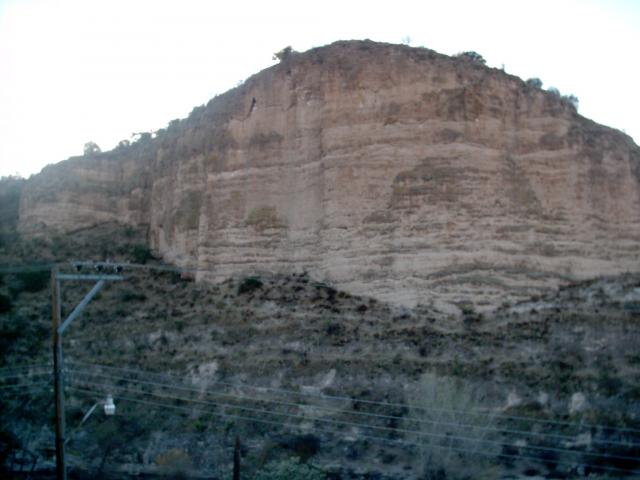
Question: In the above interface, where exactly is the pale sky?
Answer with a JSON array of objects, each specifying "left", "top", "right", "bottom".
[{"left": 0, "top": 0, "right": 638, "bottom": 178}]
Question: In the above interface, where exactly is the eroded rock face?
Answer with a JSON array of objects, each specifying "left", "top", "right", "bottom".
[
  {"left": 19, "top": 147, "right": 152, "bottom": 233},
  {"left": 17, "top": 41, "right": 640, "bottom": 307}
]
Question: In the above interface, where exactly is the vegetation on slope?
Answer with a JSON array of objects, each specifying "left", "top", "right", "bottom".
[{"left": 1, "top": 222, "right": 640, "bottom": 478}]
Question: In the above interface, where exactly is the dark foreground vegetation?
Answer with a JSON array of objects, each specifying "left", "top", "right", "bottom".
[{"left": 1, "top": 222, "right": 640, "bottom": 479}]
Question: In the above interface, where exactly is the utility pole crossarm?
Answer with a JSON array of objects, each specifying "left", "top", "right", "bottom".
[
  {"left": 58, "top": 274, "right": 123, "bottom": 334},
  {"left": 58, "top": 280, "right": 105, "bottom": 335},
  {"left": 57, "top": 274, "right": 123, "bottom": 281},
  {"left": 65, "top": 402, "right": 99, "bottom": 446}
]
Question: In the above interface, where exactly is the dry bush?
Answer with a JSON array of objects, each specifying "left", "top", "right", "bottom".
[
  {"left": 155, "top": 447, "right": 192, "bottom": 479},
  {"left": 408, "top": 373, "right": 498, "bottom": 479}
]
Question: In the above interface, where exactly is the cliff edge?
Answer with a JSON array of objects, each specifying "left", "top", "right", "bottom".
[{"left": 16, "top": 40, "right": 640, "bottom": 307}]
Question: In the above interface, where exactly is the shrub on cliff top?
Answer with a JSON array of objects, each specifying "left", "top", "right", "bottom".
[
  {"left": 83, "top": 141, "right": 101, "bottom": 155},
  {"left": 546, "top": 87, "right": 579, "bottom": 110},
  {"left": 116, "top": 139, "right": 130, "bottom": 149},
  {"left": 273, "top": 46, "right": 294, "bottom": 62},
  {"left": 456, "top": 51, "right": 486, "bottom": 65},
  {"left": 526, "top": 77, "right": 543, "bottom": 89},
  {"left": 563, "top": 94, "right": 579, "bottom": 109},
  {"left": 547, "top": 87, "right": 561, "bottom": 97}
]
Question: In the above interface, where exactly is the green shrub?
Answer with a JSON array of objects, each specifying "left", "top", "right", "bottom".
[
  {"left": 0, "top": 428, "right": 20, "bottom": 472},
  {"left": 562, "top": 94, "right": 579, "bottom": 109},
  {"left": 15, "top": 270, "right": 50, "bottom": 293},
  {"left": 155, "top": 448, "right": 192, "bottom": 479},
  {"left": 273, "top": 46, "right": 294, "bottom": 62},
  {"left": 460, "top": 305, "right": 475, "bottom": 316},
  {"left": 130, "top": 244, "right": 153, "bottom": 264},
  {"left": 238, "top": 276, "right": 263, "bottom": 295},
  {"left": 120, "top": 290, "right": 147, "bottom": 302},
  {"left": 0, "top": 294, "right": 12, "bottom": 313},
  {"left": 546, "top": 88, "right": 578, "bottom": 109},
  {"left": 254, "top": 457, "right": 325, "bottom": 480},
  {"left": 83, "top": 141, "right": 101, "bottom": 155},
  {"left": 408, "top": 373, "right": 498, "bottom": 479},
  {"left": 547, "top": 86, "right": 561, "bottom": 97},
  {"left": 526, "top": 77, "right": 543, "bottom": 89},
  {"left": 456, "top": 51, "right": 486, "bottom": 65},
  {"left": 0, "top": 176, "right": 25, "bottom": 231},
  {"left": 324, "top": 321, "right": 341, "bottom": 336}
]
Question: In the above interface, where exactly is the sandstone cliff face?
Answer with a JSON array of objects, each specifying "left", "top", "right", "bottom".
[
  {"left": 17, "top": 41, "right": 640, "bottom": 307},
  {"left": 19, "top": 145, "right": 151, "bottom": 233}
]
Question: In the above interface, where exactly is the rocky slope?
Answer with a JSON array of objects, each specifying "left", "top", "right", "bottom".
[
  {"left": 16, "top": 40, "right": 640, "bottom": 308},
  {"left": 2, "top": 225, "right": 640, "bottom": 478}
]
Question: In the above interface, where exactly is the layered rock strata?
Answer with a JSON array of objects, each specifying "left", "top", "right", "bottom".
[{"left": 17, "top": 41, "right": 640, "bottom": 307}]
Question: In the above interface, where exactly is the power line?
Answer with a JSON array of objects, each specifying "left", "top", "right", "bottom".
[
  {"left": 0, "top": 264, "right": 54, "bottom": 273},
  {"left": 68, "top": 360, "right": 640, "bottom": 435},
  {"left": 66, "top": 377, "right": 640, "bottom": 465},
  {"left": 0, "top": 370, "right": 51, "bottom": 381},
  {"left": 69, "top": 361, "right": 640, "bottom": 436},
  {"left": 0, "top": 261, "right": 208, "bottom": 276},
  {"left": 67, "top": 261, "right": 202, "bottom": 275},
  {"left": 64, "top": 367, "right": 640, "bottom": 449},
  {"left": 0, "top": 381, "right": 51, "bottom": 391},
  {"left": 68, "top": 386, "right": 640, "bottom": 476},
  {"left": 0, "top": 363, "right": 51, "bottom": 373},
  {"left": 3, "top": 260, "right": 638, "bottom": 474}
]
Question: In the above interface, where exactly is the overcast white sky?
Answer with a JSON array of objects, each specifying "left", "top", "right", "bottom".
[{"left": 0, "top": 0, "right": 638, "bottom": 178}]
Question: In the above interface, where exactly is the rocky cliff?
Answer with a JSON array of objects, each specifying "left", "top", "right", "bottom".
[{"left": 17, "top": 40, "right": 640, "bottom": 307}]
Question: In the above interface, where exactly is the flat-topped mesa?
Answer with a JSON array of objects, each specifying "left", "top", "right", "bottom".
[{"left": 16, "top": 40, "right": 640, "bottom": 307}]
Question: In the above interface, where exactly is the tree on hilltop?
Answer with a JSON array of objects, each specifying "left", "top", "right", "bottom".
[
  {"left": 456, "top": 51, "right": 486, "bottom": 65},
  {"left": 526, "top": 77, "right": 543, "bottom": 89},
  {"left": 563, "top": 94, "right": 579, "bottom": 110},
  {"left": 273, "top": 46, "right": 294, "bottom": 62},
  {"left": 83, "top": 141, "right": 101, "bottom": 155}
]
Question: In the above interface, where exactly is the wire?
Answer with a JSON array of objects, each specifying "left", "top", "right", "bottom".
[
  {"left": 68, "top": 386, "right": 640, "bottom": 475},
  {"left": 4, "top": 260, "right": 639, "bottom": 446},
  {"left": 68, "top": 360, "right": 640, "bottom": 435},
  {"left": 0, "top": 370, "right": 51, "bottom": 381},
  {"left": 3, "top": 258, "right": 636, "bottom": 429},
  {"left": 0, "top": 363, "right": 51, "bottom": 373},
  {"left": 64, "top": 367, "right": 640, "bottom": 449},
  {"left": 68, "top": 261, "right": 203, "bottom": 275},
  {"left": 66, "top": 377, "right": 640, "bottom": 464},
  {"left": 0, "top": 381, "right": 51, "bottom": 391},
  {"left": 0, "top": 264, "right": 54, "bottom": 273},
  {"left": 0, "top": 261, "right": 207, "bottom": 276}
]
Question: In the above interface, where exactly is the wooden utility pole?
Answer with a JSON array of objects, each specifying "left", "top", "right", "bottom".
[
  {"left": 233, "top": 436, "right": 241, "bottom": 480},
  {"left": 50, "top": 263, "right": 123, "bottom": 480},
  {"left": 51, "top": 266, "right": 67, "bottom": 480}
]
